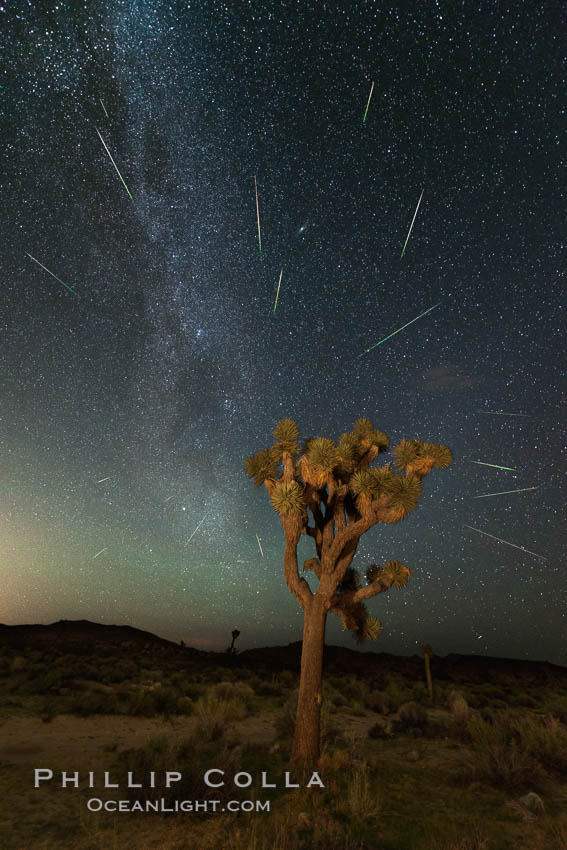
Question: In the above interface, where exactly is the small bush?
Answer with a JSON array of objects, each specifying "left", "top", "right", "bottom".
[
  {"left": 456, "top": 712, "right": 551, "bottom": 791},
  {"left": 368, "top": 721, "right": 390, "bottom": 739},
  {"left": 397, "top": 701, "right": 428, "bottom": 733},
  {"left": 213, "top": 681, "right": 255, "bottom": 708}
]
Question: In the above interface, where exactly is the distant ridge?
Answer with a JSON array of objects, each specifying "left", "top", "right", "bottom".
[
  {"left": 1, "top": 620, "right": 566, "bottom": 687},
  {"left": 0, "top": 620, "right": 202, "bottom": 655}
]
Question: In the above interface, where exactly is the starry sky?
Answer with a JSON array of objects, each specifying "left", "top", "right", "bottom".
[{"left": 2, "top": 1, "right": 565, "bottom": 664}]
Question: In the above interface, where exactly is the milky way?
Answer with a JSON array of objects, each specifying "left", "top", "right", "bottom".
[{"left": 2, "top": 1, "right": 564, "bottom": 662}]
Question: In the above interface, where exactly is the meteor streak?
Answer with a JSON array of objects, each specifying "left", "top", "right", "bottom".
[
  {"left": 254, "top": 175, "right": 262, "bottom": 254},
  {"left": 463, "top": 525, "right": 547, "bottom": 561},
  {"left": 362, "top": 81, "right": 375, "bottom": 123},
  {"left": 256, "top": 534, "right": 264, "bottom": 557},
  {"left": 186, "top": 517, "right": 205, "bottom": 545},
  {"left": 273, "top": 268, "right": 283, "bottom": 313},
  {"left": 96, "top": 477, "right": 111, "bottom": 483},
  {"left": 26, "top": 253, "right": 78, "bottom": 295},
  {"left": 96, "top": 128, "right": 133, "bottom": 201},
  {"left": 164, "top": 495, "right": 174, "bottom": 503},
  {"left": 471, "top": 461, "right": 516, "bottom": 471},
  {"left": 92, "top": 548, "right": 108, "bottom": 560},
  {"left": 473, "top": 486, "right": 539, "bottom": 499},
  {"left": 400, "top": 188, "right": 424, "bottom": 258},
  {"left": 358, "top": 302, "right": 440, "bottom": 357},
  {"left": 99, "top": 98, "right": 109, "bottom": 119},
  {"left": 476, "top": 410, "right": 530, "bottom": 417}
]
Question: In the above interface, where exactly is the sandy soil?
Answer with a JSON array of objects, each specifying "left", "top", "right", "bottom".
[{"left": 0, "top": 708, "right": 385, "bottom": 771}]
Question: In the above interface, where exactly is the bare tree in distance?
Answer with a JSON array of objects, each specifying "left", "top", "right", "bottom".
[{"left": 226, "top": 629, "right": 240, "bottom": 655}]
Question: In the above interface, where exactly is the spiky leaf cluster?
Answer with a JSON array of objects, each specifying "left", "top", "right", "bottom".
[
  {"left": 368, "top": 466, "right": 396, "bottom": 495},
  {"left": 243, "top": 448, "right": 280, "bottom": 487},
  {"left": 384, "top": 474, "right": 422, "bottom": 518},
  {"left": 337, "top": 432, "right": 360, "bottom": 465},
  {"left": 306, "top": 437, "right": 341, "bottom": 473},
  {"left": 356, "top": 616, "right": 382, "bottom": 643},
  {"left": 393, "top": 438, "right": 453, "bottom": 472},
  {"left": 420, "top": 442, "right": 453, "bottom": 469},
  {"left": 269, "top": 481, "right": 305, "bottom": 516},
  {"left": 392, "top": 438, "right": 422, "bottom": 470},
  {"left": 366, "top": 560, "right": 411, "bottom": 589},
  {"left": 272, "top": 419, "right": 300, "bottom": 456},
  {"left": 353, "top": 419, "right": 390, "bottom": 452},
  {"left": 349, "top": 469, "right": 377, "bottom": 498}
]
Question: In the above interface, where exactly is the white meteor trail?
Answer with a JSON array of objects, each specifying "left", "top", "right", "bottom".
[
  {"left": 400, "top": 188, "right": 424, "bottom": 258},
  {"left": 473, "top": 486, "right": 539, "bottom": 499},
  {"left": 256, "top": 534, "right": 264, "bottom": 557},
  {"left": 26, "top": 253, "right": 78, "bottom": 295},
  {"left": 96, "top": 127, "right": 133, "bottom": 201},
  {"left": 92, "top": 548, "right": 108, "bottom": 560},
  {"left": 463, "top": 525, "right": 547, "bottom": 561},
  {"left": 186, "top": 518, "right": 205, "bottom": 545},
  {"left": 97, "top": 477, "right": 111, "bottom": 483}
]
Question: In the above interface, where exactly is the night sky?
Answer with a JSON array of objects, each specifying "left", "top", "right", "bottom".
[{"left": 2, "top": 2, "right": 564, "bottom": 664}]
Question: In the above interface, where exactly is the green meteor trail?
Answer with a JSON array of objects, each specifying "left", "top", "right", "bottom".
[
  {"left": 99, "top": 98, "right": 109, "bottom": 118},
  {"left": 273, "top": 268, "right": 283, "bottom": 313},
  {"left": 358, "top": 302, "right": 440, "bottom": 357},
  {"left": 26, "top": 253, "right": 78, "bottom": 295},
  {"left": 362, "top": 81, "right": 375, "bottom": 123},
  {"left": 400, "top": 187, "right": 424, "bottom": 258},
  {"left": 96, "top": 128, "right": 133, "bottom": 201},
  {"left": 471, "top": 460, "right": 516, "bottom": 471},
  {"left": 473, "top": 486, "right": 538, "bottom": 499}
]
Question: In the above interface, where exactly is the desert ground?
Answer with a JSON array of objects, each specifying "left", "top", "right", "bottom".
[{"left": 1, "top": 622, "right": 566, "bottom": 849}]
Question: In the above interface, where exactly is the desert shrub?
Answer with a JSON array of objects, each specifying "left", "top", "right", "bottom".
[
  {"left": 339, "top": 675, "right": 366, "bottom": 703},
  {"left": 194, "top": 691, "right": 248, "bottom": 739},
  {"left": 365, "top": 691, "right": 385, "bottom": 713},
  {"left": 115, "top": 734, "right": 242, "bottom": 808},
  {"left": 396, "top": 701, "right": 428, "bottom": 733},
  {"left": 506, "top": 711, "right": 567, "bottom": 775},
  {"left": 70, "top": 690, "right": 122, "bottom": 716},
  {"left": 274, "top": 670, "right": 296, "bottom": 688},
  {"left": 506, "top": 690, "right": 538, "bottom": 709},
  {"left": 448, "top": 691, "right": 470, "bottom": 727},
  {"left": 368, "top": 721, "right": 390, "bottom": 739},
  {"left": 477, "top": 684, "right": 509, "bottom": 704},
  {"left": 20, "top": 669, "right": 64, "bottom": 695},
  {"left": 545, "top": 695, "right": 567, "bottom": 725},
  {"left": 275, "top": 693, "right": 298, "bottom": 740},
  {"left": 456, "top": 713, "right": 548, "bottom": 791},
  {"left": 152, "top": 685, "right": 184, "bottom": 715},
  {"left": 342, "top": 763, "right": 380, "bottom": 823},
  {"left": 99, "top": 661, "right": 138, "bottom": 685},
  {"left": 252, "top": 679, "right": 284, "bottom": 697},
  {"left": 213, "top": 681, "right": 255, "bottom": 708},
  {"left": 380, "top": 676, "right": 415, "bottom": 713}
]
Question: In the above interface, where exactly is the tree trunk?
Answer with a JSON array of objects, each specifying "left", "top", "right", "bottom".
[
  {"left": 291, "top": 598, "right": 328, "bottom": 767},
  {"left": 424, "top": 656, "right": 433, "bottom": 700}
]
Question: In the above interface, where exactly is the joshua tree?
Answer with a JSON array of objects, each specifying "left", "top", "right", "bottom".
[
  {"left": 244, "top": 418, "right": 452, "bottom": 767},
  {"left": 421, "top": 643, "right": 433, "bottom": 700},
  {"left": 226, "top": 629, "right": 240, "bottom": 655}
]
